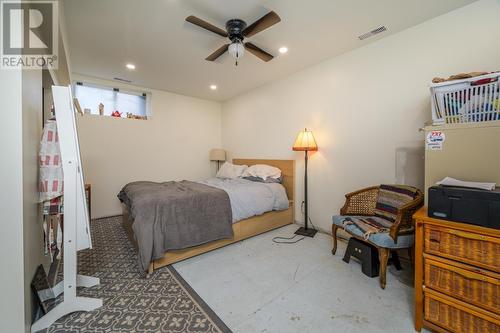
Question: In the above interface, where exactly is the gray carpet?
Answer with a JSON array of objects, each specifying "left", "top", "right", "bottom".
[{"left": 46, "top": 215, "right": 231, "bottom": 333}]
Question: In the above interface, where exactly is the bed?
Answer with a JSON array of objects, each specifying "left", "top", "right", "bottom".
[{"left": 121, "top": 159, "right": 295, "bottom": 273}]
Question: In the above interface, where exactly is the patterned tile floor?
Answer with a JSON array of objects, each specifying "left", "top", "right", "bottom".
[{"left": 44, "top": 216, "right": 231, "bottom": 333}]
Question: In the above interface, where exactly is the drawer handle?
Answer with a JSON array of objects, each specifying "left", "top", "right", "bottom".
[{"left": 447, "top": 229, "right": 487, "bottom": 241}]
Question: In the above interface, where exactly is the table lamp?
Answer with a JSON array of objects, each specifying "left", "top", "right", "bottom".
[
  {"left": 210, "top": 149, "right": 226, "bottom": 171},
  {"left": 292, "top": 128, "right": 318, "bottom": 237}
]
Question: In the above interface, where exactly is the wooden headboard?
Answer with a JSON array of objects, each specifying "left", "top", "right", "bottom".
[{"left": 233, "top": 159, "right": 295, "bottom": 203}]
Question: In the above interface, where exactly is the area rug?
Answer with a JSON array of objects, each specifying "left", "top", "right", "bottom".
[{"left": 46, "top": 215, "right": 231, "bottom": 333}]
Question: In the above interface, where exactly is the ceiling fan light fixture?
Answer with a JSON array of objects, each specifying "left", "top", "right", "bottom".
[{"left": 228, "top": 42, "right": 245, "bottom": 59}]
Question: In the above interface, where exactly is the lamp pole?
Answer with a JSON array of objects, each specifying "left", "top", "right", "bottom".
[
  {"left": 304, "top": 150, "right": 309, "bottom": 231},
  {"left": 295, "top": 148, "right": 317, "bottom": 237},
  {"left": 292, "top": 128, "right": 317, "bottom": 237}
]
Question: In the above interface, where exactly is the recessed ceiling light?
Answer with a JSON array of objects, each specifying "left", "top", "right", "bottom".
[
  {"left": 126, "top": 63, "right": 136, "bottom": 70},
  {"left": 210, "top": 84, "right": 217, "bottom": 90},
  {"left": 279, "top": 46, "right": 288, "bottom": 54}
]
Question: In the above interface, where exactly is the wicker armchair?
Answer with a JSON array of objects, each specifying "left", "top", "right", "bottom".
[{"left": 332, "top": 185, "right": 424, "bottom": 289}]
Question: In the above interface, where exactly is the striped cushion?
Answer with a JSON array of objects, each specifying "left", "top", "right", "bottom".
[{"left": 373, "top": 185, "right": 418, "bottom": 223}]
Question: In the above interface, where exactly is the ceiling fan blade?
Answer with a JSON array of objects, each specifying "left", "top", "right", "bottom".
[
  {"left": 243, "top": 11, "right": 281, "bottom": 37},
  {"left": 206, "top": 44, "right": 230, "bottom": 61},
  {"left": 244, "top": 42, "right": 273, "bottom": 62},
  {"left": 186, "top": 15, "right": 228, "bottom": 37}
]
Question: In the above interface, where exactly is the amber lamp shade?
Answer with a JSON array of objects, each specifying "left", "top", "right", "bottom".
[{"left": 292, "top": 129, "right": 318, "bottom": 151}]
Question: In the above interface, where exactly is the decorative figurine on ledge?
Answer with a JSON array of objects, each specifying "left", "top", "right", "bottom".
[
  {"left": 98, "top": 103, "right": 104, "bottom": 116},
  {"left": 126, "top": 112, "right": 148, "bottom": 120},
  {"left": 111, "top": 110, "right": 122, "bottom": 117}
]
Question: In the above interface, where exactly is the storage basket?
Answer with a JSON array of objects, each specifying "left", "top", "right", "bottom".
[{"left": 430, "top": 73, "right": 500, "bottom": 125}]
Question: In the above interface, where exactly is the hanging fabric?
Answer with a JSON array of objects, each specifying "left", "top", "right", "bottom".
[
  {"left": 39, "top": 118, "right": 64, "bottom": 204},
  {"left": 39, "top": 116, "right": 64, "bottom": 259}
]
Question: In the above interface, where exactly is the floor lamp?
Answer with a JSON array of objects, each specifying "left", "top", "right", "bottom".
[{"left": 293, "top": 128, "right": 318, "bottom": 237}]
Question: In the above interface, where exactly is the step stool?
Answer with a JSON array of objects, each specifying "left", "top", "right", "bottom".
[{"left": 343, "top": 237, "right": 402, "bottom": 277}]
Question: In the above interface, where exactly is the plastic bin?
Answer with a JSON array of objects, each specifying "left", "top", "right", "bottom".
[{"left": 430, "top": 73, "right": 500, "bottom": 125}]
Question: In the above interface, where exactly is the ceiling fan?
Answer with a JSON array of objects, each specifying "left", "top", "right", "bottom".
[{"left": 185, "top": 11, "right": 281, "bottom": 66}]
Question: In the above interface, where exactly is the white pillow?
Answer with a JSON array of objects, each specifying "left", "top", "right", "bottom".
[
  {"left": 216, "top": 162, "right": 248, "bottom": 179},
  {"left": 243, "top": 164, "right": 281, "bottom": 180}
]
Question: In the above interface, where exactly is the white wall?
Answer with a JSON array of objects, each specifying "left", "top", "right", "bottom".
[
  {"left": 74, "top": 75, "right": 222, "bottom": 218},
  {"left": 0, "top": 69, "right": 25, "bottom": 333},
  {"left": 22, "top": 69, "right": 47, "bottom": 330},
  {"left": 0, "top": 69, "right": 47, "bottom": 333},
  {"left": 221, "top": 0, "right": 500, "bottom": 233}
]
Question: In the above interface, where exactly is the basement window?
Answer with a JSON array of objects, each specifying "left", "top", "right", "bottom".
[{"left": 73, "top": 82, "right": 150, "bottom": 119}]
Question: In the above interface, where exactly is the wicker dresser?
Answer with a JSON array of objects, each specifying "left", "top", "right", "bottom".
[{"left": 414, "top": 207, "right": 500, "bottom": 333}]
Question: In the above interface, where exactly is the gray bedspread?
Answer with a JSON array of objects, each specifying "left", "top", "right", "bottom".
[{"left": 118, "top": 181, "right": 233, "bottom": 271}]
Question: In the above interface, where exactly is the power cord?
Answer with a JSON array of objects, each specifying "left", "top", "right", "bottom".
[
  {"left": 301, "top": 201, "right": 318, "bottom": 232},
  {"left": 272, "top": 235, "right": 305, "bottom": 244},
  {"left": 308, "top": 216, "right": 318, "bottom": 231},
  {"left": 272, "top": 201, "right": 317, "bottom": 244}
]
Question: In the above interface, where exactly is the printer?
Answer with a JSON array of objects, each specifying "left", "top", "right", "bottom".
[{"left": 428, "top": 185, "right": 500, "bottom": 230}]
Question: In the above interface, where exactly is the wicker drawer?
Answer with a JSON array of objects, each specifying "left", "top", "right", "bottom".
[
  {"left": 425, "top": 257, "right": 500, "bottom": 314},
  {"left": 424, "top": 289, "right": 500, "bottom": 333},
  {"left": 424, "top": 225, "right": 500, "bottom": 272}
]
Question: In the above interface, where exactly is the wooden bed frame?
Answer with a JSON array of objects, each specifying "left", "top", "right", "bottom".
[{"left": 122, "top": 159, "right": 295, "bottom": 273}]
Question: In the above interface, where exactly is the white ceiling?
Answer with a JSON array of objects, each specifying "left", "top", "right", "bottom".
[{"left": 63, "top": 0, "right": 476, "bottom": 101}]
